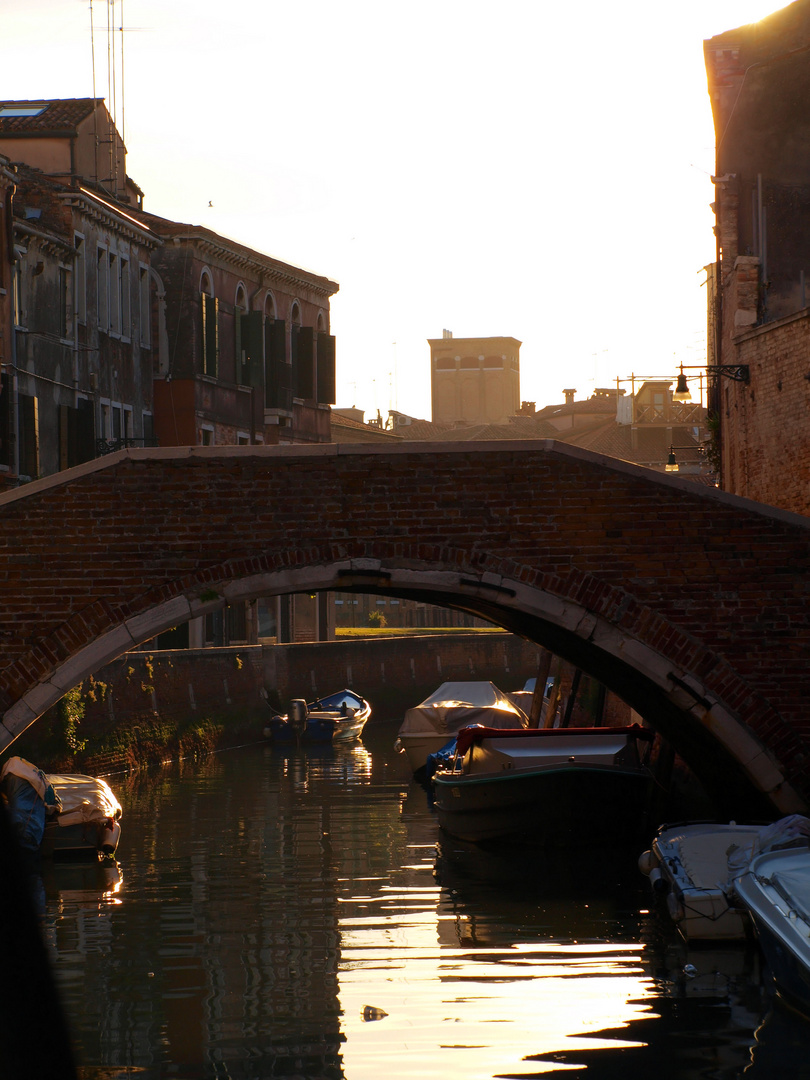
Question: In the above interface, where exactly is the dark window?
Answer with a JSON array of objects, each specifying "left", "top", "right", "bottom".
[
  {"left": 59, "top": 400, "right": 96, "bottom": 469},
  {"left": 18, "top": 394, "right": 39, "bottom": 478},
  {"left": 0, "top": 373, "right": 10, "bottom": 469}
]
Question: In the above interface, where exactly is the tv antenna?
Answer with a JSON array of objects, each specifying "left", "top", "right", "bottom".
[{"left": 89, "top": 0, "right": 127, "bottom": 191}]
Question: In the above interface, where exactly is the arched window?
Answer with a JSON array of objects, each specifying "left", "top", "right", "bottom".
[{"left": 316, "top": 311, "right": 326, "bottom": 333}]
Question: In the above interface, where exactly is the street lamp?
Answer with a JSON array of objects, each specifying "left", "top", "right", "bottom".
[
  {"left": 672, "top": 365, "right": 691, "bottom": 402},
  {"left": 671, "top": 363, "right": 750, "bottom": 400},
  {"left": 665, "top": 444, "right": 708, "bottom": 474}
]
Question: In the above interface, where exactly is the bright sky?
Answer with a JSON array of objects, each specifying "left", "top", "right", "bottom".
[{"left": 2, "top": 0, "right": 786, "bottom": 422}]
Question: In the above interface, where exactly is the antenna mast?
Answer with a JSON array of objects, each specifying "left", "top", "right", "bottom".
[{"left": 90, "top": 0, "right": 99, "bottom": 185}]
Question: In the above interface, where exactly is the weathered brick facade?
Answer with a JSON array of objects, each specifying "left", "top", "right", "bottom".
[
  {"left": 705, "top": 4, "right": 810, "bottom": 511},
  {"left": 1, "top": 441, "right": 810, "bottom": 815}
]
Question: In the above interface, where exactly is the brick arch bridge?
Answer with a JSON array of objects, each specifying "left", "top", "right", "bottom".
[{"left": 2, "top": 441, "right": 810, "bottom": 817}]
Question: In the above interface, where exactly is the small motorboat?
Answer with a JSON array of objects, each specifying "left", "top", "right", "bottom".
[
  {"left": 265, "top": 688, "right": 371, "bottom": 743},
  {"left": 505, "top": 675, "right": 554, "bottom": 722},
  {"left": 431, "top": 723, "right": 655, "bottom": 846},
  {"left": 735, "top": 842, "right": 810, "bottom": 1015},
  {"left": 394, "top": 681, "right": 528, "bottom": 776},
  {"left": 639, "top": 815, "right": 810, "bottom": 942},
  {"left": 0, "top": 756, "right": 122, "bottom": 859}
]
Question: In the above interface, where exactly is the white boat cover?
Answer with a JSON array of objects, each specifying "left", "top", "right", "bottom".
[
  {"left": 45, "top": 773, "right": 122, "bottom": 828},
  {"left": 0, "top": 756, "right": 57, "bottom": 804},
  {"left": 727, "top": 814, "right": 810, "bottom": 881},
  {"left": 398, "top": 681, "right": 528, "bottom": 738}
]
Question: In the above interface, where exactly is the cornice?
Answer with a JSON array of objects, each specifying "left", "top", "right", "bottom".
[
  {"left": 13, "top": 219, "right": 73, "bottom": 256},
  {"left": 170, "top": 233, "right": 338, "bottom": 298},
  {"left": 59, "top": 188, "right": 161, "bottom": 249}
]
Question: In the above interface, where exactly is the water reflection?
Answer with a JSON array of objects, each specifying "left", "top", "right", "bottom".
[{"left": 30, "top": 721, "right": 810, "bottom": 1078}]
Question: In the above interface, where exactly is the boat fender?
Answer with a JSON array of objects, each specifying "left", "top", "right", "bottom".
[
  {"left": 638, "top": 849, "right": 657, "bottom": 877},
  {"left": 100, "top": 818, "right": 121, "bottom": 856},
  {"left": 290, "top": 699, "right": 308, "bottom": 735},
  {"left": 648, "top": 866, "right": 670, "bottom": 895},
  {"left": 666, "top": 891, "right": 685, "bottom": 924}
]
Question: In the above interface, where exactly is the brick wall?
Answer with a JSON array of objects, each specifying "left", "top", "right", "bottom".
[{"left": 2, "top": 442, "right": 810, "bottom": 809}]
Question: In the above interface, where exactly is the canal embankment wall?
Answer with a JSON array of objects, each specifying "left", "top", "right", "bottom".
[{"left": 19, "top": 632, "right": 544, "bottom": 773}]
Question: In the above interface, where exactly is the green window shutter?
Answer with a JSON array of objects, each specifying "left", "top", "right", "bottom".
[
  {"left": 241, "top": 310, "right": 264, "bottom": 388},
  {"left": 316, "top": 333, "right": 336, "bottom": 404},
  {"left": 293, "top": 326, "right": 315, "bottom": 399},
  {"left": 266, "top": 360, "right": 293, "bottom": 409},
  {"left": 212, "top": 297, "right": 219, "bottom": 377},
  {"left": 265, "top": 319, "right": 291, "bottom": 409},
  {"left": 235, "top": 310, "right": 243, "bottom": 384}
]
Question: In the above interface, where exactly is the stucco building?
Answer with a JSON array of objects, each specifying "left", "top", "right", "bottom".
[
  {"left": 2, "top": 160, "right": 159, "bottom": 482},
  {"left": 428, "top": 331, "right": 521, "bottom": 425}
]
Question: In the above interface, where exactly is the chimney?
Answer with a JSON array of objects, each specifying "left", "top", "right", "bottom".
[{"left": 563, "top": 388, "right": 576, "bottom": 405}]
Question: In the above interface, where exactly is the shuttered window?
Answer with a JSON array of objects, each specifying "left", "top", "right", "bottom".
[
  {"left": 18, "top": 394, "right": 39, "bottom": 479},
  {"left": 293, "top": 326, "right": 315, "bottom": 399},
  {"left": 201, "top": 293, "right": 219, "bottom": 377},
  {"left": 316, "top": 333, "right": 336, "bottom": 404},
  {"left": 265, "top": 318, "right": 292, "bottom": 410},
  {"left": 240, "top": 310, "right": 264, "bottom": 388}
]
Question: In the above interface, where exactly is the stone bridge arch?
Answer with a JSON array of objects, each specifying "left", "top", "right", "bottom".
[{"left": 2, "top": 441, "right": 810, "bottom": 817}]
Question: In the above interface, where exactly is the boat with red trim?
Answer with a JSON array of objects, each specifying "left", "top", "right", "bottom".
[{"left": 431, "top": 724, "right": 656, "bottom": 846}]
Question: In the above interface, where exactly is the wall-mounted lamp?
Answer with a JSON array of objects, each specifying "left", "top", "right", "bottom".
[{"left": 674, "top": 363, "right": 750, "bottom": 388}]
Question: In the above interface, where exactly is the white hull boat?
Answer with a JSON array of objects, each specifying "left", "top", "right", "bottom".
[
  {"left": 639, "top": 815, "right": 810, "bottom": 941},
  {"left": 1, "top": 757, "right": 122, "bottom": 859},
  {"left": 736, "top": 844, "right": 810, "bottom": 1015},
  {"left": 394, "top": 681, "right": 528, "bottom": 776}
]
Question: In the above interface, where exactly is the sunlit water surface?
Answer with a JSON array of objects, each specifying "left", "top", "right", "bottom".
[{"left": 35, "top": 719, "right": 810, "bottom": 1079}]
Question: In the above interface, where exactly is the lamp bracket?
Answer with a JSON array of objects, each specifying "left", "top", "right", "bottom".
[{"left": 708, "top": 364, "right": 750, "bottom": 384}]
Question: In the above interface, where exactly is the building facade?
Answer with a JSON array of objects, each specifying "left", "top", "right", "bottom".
[
  {"left": 3, "top": 163, "right": 159, "bottom": 482},
  {"left": 135, "top": 213, "right": 338, "bottom": 448},
  {"left": 428, "top": 331, "right": 521, "bottom": 426},
  {"left": 705, "top": 3, "right": 810, "bottom": 513}
]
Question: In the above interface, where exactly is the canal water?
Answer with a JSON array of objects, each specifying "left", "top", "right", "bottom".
[{"left": 36, "top": 717, "right": 810, "bottom": 1078}]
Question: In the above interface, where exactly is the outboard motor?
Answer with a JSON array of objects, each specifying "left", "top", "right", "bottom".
[{"left": 290, "top": 699, "right": 308, "bottom": 738}]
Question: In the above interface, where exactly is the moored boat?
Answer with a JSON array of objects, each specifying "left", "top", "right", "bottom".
[
  {"left": 265, "top": 688, "right": 371, "bottom": 743},
  {"left": 431, "top": 723, "right": 655, "bottom": 846},
  {"left": 0, "top": 757, "right": 122, "bottom": 859},
  {"left": 735, "top": 843, "right": 810, "bottom": 1015},
  {"left": 394, "top": 681, "right": 528, "bottom": 776},
  {"left": 639, "top": 815, "right": 810, "bottom": 942}
]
